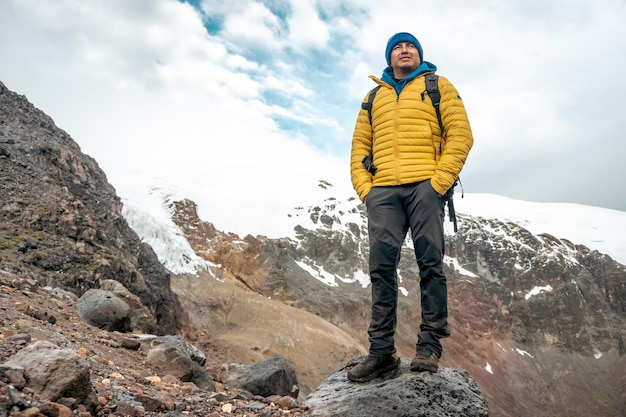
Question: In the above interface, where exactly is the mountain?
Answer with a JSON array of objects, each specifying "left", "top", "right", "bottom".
[
  {"left": 2, "top": 79, "right": 625, "bottom": 417},
  {"left": 129, "top": 184, "right": 624, "bottom": 417},
  {"left": 121, "top": 179, "right": 626, "bottom": 272}
]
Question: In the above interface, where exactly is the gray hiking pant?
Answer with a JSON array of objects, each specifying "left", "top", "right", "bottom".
[{"left": 365, "top": 180, "right": 450, "bottom": 358}]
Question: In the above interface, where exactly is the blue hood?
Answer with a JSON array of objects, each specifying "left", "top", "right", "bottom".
[{"left": 382, "top": 61, "right": 437, "bottom": 95}]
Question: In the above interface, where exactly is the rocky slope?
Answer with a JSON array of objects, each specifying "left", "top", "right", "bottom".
[
  {"left": 0, "top": 274, "right": 314, "bottom": 416},
  {"left": 0, "top": 81, "right": 182, "bottom": 335}
]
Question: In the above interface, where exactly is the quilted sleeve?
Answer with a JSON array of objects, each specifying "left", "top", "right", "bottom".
[
  {"left": 350, "top": 91, "right": 375, "bottom": 202},
  {"left": 430, "top": 76, "right": 474, "bottom": 195}
]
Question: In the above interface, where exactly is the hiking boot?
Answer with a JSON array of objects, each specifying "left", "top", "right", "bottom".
[
  {"left": 410, "top": 350, "right": 439, "bottom": 373},
  {"left": 347, "top": 353, "right": 400, "bottom": 382}
]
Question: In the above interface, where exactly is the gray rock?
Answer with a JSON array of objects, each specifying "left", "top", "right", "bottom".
[
  {"left": 13, "top": 324, "right": 68, "bottom": 345},
  {"left": 227, "top": 356, "right": 299, "bottom": 398},
  {"left": 1, "top": 340, "right": 96, "bottom": 406},
  {"left": 303, "top": 358, "right": 489, "bottom": 417},
  {"left": 76, "top": 289, "right": 131, "bottom": 332},
  {"left": 146, "top": 335, "right": 214, "bottom": 390},
  {"left": 99, "top": 279, "right": 157, "bottom": 334}
]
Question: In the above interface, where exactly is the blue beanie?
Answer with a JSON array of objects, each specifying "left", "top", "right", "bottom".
[{"left": 385, "top": 32, "right": 423, "bottom": 66}]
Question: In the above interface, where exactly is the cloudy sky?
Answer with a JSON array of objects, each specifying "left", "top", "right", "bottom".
[{"left": 1, "top": 0, "right": 625, "bottom": 236}]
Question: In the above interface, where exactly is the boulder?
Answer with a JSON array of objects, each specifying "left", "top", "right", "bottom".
[
  {"left": 99, "top": 279, "right": 157, "bottom": 333},
  {"left": 1, "top": 341, "right": 96, "bottom": 406},
  {"left": 303, "top": 357, "right": 489, "bottom": 417},
  {"left": 146, "top": 335, "right": 214, "bottom": 390},
  {"left": 76, "top": 289, "right": 131, "bottom": 332},
  {"left": 227, "top": 356, "right": 299, "bottom": 398}
]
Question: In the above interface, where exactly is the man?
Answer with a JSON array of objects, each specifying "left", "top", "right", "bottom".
[{"left": 348, "top": 32, "right": 473, "bottom": 382}]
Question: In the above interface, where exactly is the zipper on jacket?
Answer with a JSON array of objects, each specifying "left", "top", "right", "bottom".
[{"left": 393, "top": 92, "right": 401, "bottom": 184}]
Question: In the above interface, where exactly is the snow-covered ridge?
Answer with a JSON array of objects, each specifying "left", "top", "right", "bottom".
[
  {"left": 121, "top": 181, "right": 626, "bottom": 274},
  {"left": 453, "top": 193, "right": 626, "bottom": 266}
]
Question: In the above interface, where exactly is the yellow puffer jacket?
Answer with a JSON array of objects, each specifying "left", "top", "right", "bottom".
[{"left": 350, "top": 73, "right": 473, "bottom": 202}]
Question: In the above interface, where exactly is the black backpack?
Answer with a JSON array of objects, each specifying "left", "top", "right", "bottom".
[{"left": 360, "top": 73, "right": 461, "bottom": 231}]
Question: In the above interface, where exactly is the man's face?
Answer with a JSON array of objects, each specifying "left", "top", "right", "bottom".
[{"left": 390, "top": 41, "right": 421, "bottom": 78}]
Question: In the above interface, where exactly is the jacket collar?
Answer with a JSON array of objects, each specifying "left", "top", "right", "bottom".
[{"left": 381, "top": 61, "right": 438, "bottom": 95}]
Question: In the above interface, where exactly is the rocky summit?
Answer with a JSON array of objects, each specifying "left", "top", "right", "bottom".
[
  {"left": 305, "top": 358, "right": 489, "bottom": 417},
  {"left": 1, "top": 79, "right": 625, "bottom": 417}
]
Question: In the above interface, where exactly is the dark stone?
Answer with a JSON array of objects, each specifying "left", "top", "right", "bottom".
[
  {"left": 304, "top": 359, "right": 489, "bottom": 417},
  {"left": 227, "top": 357, "right": 300, "bottom": 398}
]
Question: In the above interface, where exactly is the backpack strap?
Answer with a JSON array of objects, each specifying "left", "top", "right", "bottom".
[
  {"left": 423, "top": 73, "right": 446, "bottom": 152},
  {"left": 361, "top": 85, "right": 381, "bottom": 127},
  {"left": 423, "top": 73, "right": 463, "bottom": 231},
  {"left": 360, "top": 85, "right": 381, "bottom": 175}
]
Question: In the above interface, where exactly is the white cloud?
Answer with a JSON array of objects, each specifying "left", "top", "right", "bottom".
[
  {"left": 286, "top": 1, "right": 330, "bottom": 47},
  {"left": 219, "top": 1, "right": 284, "bottom": 51},
  {"left": 262, "top": 76, "right": 313, "bottom": 99}
]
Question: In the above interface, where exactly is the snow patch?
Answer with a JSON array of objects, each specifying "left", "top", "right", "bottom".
[
  {"left": 295, "top": 259, "right": 338, "bottom": 287},
  {"left": 524, "top": 285, "right": 553, "bottom": 300},
  {"left": 351, "top": 270, "right": 371, "bottom": 288},
  {"left": 485, "top": 363, "right": 493, "bottom": 374},
  {"left": 444, "top": 256, "right": 478, "bottom": 278},
  {"left": 515, "top": 348, "right": 534, "bottom": 358}
]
